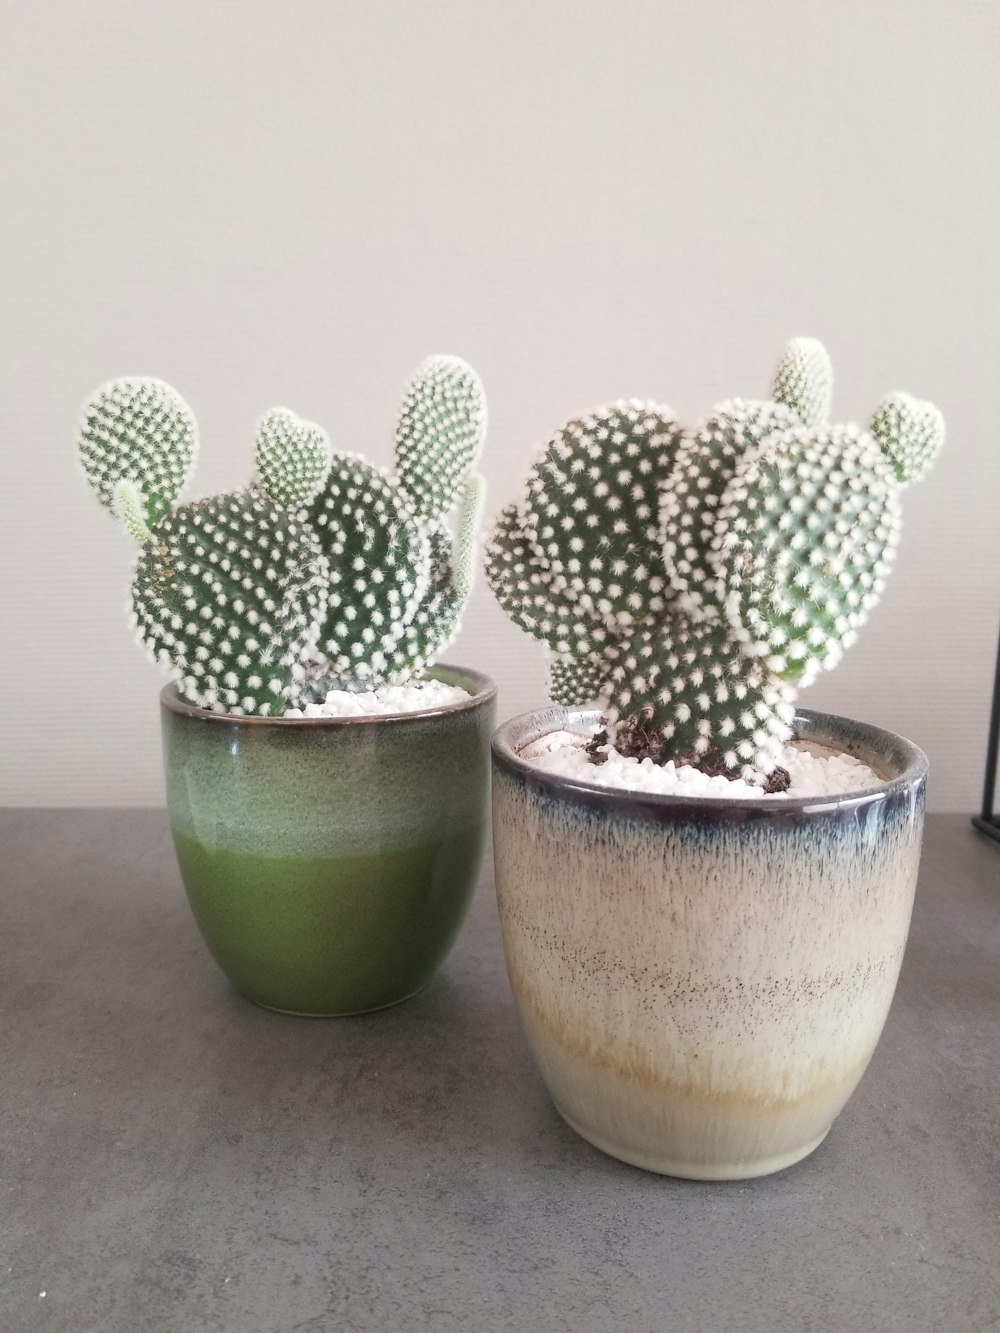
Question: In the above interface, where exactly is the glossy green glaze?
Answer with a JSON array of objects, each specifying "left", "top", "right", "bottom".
[{"left": 161, "top": 666, "right": 495, "bottom": 1015}]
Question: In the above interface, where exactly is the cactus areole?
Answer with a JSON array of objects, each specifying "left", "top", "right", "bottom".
[
  {"left": 484, "top": 337, "right": 944, "bottom": 785},
  {"left": 77, "top": 357, "right": 488, "bottom": 716}
]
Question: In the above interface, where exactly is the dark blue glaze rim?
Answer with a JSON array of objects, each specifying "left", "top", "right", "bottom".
[
  {"left": 492, "top": 707, "right": 928, "bottom": 827},
  {"left": 160, "top": 663, "right": 496, "bottom": 729}
]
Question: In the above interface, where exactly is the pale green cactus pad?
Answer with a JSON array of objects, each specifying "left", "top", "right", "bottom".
[
  {"left": 869, "top": 391, "right": 945, "bottom": 485},
  {"left": 771, "top": 337, "right": 833, "bottom": 427},
  {"left": 78, "top": 377, "right": 197, "bottom": 529},
  {"left": 255, "top": 408, "right": 332, "bottom": 509},
  {"left": 131, "top": 489, "right": 328, "bottom": 715},
  {"left": 395, "top": 355, "right": 487, "bottom": 522}
]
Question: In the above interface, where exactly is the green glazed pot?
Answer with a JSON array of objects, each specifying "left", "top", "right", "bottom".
[{"left": 161, "top": 665, "right": 496, "bottom": 1016}]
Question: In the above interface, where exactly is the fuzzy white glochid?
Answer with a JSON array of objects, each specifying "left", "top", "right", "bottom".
[
  {"left": 485, "top": 337, "right": 944, "bottom": 783},
  {"left": 78, "top": 357, "right": 487, "bottom": 715}
]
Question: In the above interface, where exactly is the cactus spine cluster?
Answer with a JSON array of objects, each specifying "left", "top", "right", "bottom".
[
  {"left": 485, "top": 338, "right": 944, "bottom": 782},
  {"left": 78, "top": 357, "right": 487, "bottom": 714}
]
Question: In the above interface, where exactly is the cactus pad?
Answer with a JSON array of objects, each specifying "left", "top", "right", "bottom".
[
  {"left": 771, "top": 337, "right": 833, "bottom": 427},
  {"left": 869, "top": 392, "right": 945, "bottom": 485},
  {"left": 521, "top": 400, "right": 683, "bottom": 627},
  {"left": 255, "top": 408, "right": 332, "bottom": 509},
  {"left": 131, "top": 489, "right": 328, "bottom": 714},
  {"left": 78, "top": 377, "right": 197, "bottom": 530},
  {"left": 660, "top": 399, "right": 800, "bottom": 617},
  {"left": 395, "top": 355, "right": 487, "bottom": 522},
  {"left": 547, "top": 653, "right": 607, "bottom": 707},
  {"left": 714, "top": 423, "right": 902, "bottom": 681},
  {"left": 483, "top": 502, "right": 618, "bottom": 662},
  {"left": 308, "top": 454, "right": 429, "bottom": 682},
  {"left": 602, "top": 613, "right": 796, "bottom": 777}
]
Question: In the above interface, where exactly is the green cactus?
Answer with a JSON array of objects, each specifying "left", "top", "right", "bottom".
[
  {"left": 79, "top": 355, "right": 488, "bottom": 714},
  {"left": 485, "top": 338, "right": 943, "bottom": 782},
  {"left": 78, "top": 377, "right": 198, "bottom": 530}
]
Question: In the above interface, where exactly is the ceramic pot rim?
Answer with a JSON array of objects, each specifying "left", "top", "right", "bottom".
[
  {"left": 492, "top": 706, "right": 928, "bottom": 818},
  {"left": 159, "top": 663, "right": 497, "bottom": 728}
]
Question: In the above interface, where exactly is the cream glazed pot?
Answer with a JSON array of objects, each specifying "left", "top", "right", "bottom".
[{"left": 491, "top": 707, "right": 928, "bottom": 1181}]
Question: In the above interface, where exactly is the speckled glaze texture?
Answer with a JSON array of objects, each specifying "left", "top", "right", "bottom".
[
  {"left": 492, "top": 707, "right": 927, "bottom": 1180},
  {"left": 161, "top": 665, "right": 495, "bottom": 1015}
]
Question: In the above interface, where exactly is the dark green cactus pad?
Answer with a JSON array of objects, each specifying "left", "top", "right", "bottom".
[
  {"left": 78, "top": 377, "right": 197, "bottom": 529},
  {"left": 255, "top": 408, "right": 331, "bottom": 509},
  {"left": 308, "top": 453, "right": 429, "bottom": 682},
  {"left": 483, "top": 502, "right": 619, "bottom": 662},
  {"left": 602, "top": 612, "right": 796, "bottom": 777},
  {"left": 386, "top": 474, "right": 486, "bottom": 678},
  {"left": 131, "top": 489, "right": 327, "bottom": 714},
  {"left": 660, "top": 399, "right": 800, "bottom": 617},
  {"left": 715, "top": 423, "right": 902, "bottom": 682},
  {"left": 771, "top": 338, "right": 833, "bottom": 427},
  {"left": 384, "top": 526, "right": 460, "bottom": 678},
  {"left": 395, "top": 355, "right": 487, "bottom": 522},
  {"left": 547, "top": 653, "right": 607, "bottom": 707},
  {"left": 869, "top": 392, "right": 945, "bottom": 486},
  {"left": 521, "top": 401, "right": 683, "bottom": 627}
]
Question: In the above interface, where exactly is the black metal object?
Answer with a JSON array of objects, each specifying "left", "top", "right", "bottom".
[{"left": 972, "top": 619, "right": 1000, "bottom": 843}]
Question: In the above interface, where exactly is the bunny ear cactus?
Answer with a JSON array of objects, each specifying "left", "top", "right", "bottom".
[
  {"left": 486, "top": 338, "right": 944, "bottom": 783},
  {"left": 78, "top": 354, "right": 488, "bottom": 715}
]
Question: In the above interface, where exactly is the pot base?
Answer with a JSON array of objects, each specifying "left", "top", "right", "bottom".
[
  {"left": 555, "top": 1103, "right": 830, "bottom": 1181},
  {"left": 245, "top": 981, "right": 429, "bottom": 1019}
]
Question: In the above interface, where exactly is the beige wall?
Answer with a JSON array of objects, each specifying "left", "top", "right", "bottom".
[{"left": 1, "top": 0, "right": 998, "bottom": 810}]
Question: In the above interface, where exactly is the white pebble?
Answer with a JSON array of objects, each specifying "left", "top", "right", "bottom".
[
  {"left": 288, "top": 679, "right": 471, "bottom": 719},
  {"left": 519, "top": 729, "right": 882, "bottom": 800}
]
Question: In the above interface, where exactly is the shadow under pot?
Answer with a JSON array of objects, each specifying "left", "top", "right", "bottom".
[
  {"left": 161, "top": 665, "right": 496, "bottom": 1016},
  {"left": 491, "top": 706, "right": 927, "bottom": 1181}
]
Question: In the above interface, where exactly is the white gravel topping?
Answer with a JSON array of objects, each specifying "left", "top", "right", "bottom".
[
  {"left": 284, "top": 679, "right": 471, "bottom": 719},
  {"left": 519, "top": 729, "right": 883, "bottom": 800}
]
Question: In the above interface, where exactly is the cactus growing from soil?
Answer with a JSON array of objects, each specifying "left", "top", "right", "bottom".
[
  {"left": 485, "top": 337, "right": 943, "bottom": 782},
  {"left": 78, "top": 356, "right": 487, "bottom": 714}
]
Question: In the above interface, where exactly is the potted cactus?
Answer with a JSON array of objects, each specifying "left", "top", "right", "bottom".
[
  {"left": 485, "top": 338, "right": 944, "bottom": 1179},
  {"left": 77, "top": 357, "right": 496, "bottom": 1015}
]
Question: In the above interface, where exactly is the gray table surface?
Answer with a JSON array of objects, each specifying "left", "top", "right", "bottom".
[{"left": 0, "top": 811, "right": 998, "bottom": 1333}]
